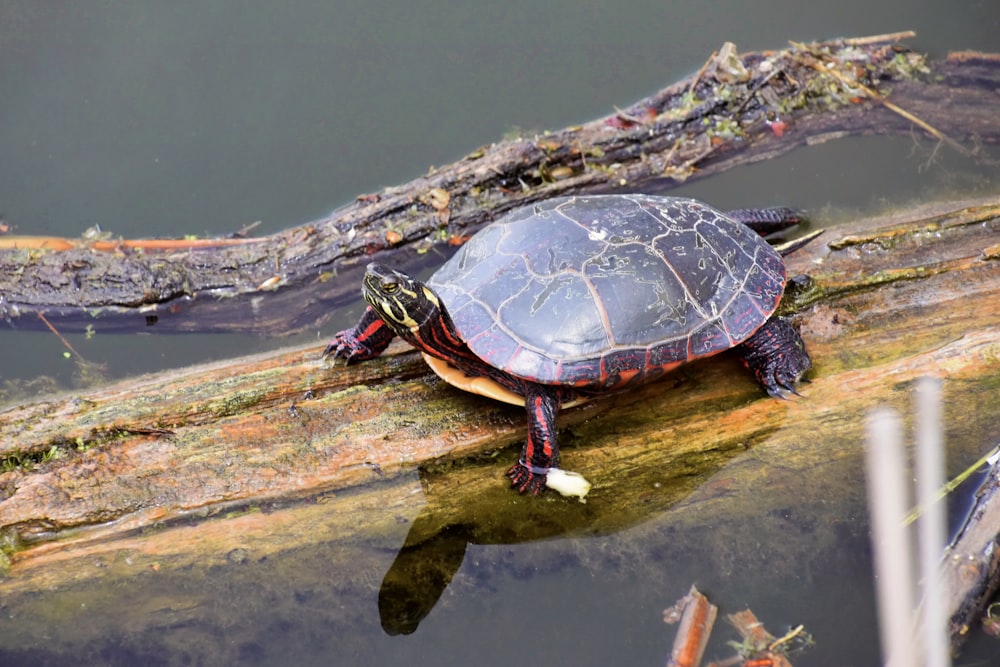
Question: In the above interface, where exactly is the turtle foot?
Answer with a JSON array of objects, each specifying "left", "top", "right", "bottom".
[
  {"left": 323, "top": 329, "right": 377, "bottom": 363},
  {"left": 321, "top": 306, "right": 395, "bottom": 363},
  {"left": 757, "top": 364, "right": 809, "bottom": 399},
  {"left": 738, "top": 317, "right": 811, "bottom": 398},
  {"left": 507, "top": 462, "right": 547, "bottom": 495}
]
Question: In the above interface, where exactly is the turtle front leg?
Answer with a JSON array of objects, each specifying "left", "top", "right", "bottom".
[
  {"left": 507, "top": 384, "right": 561, "bottom": 495},
  {"left": 737, "top": 317, "right": 811, "bottom": 398},
  {"left": 323, "top": 305, "right": 396, "bottom": 362}
]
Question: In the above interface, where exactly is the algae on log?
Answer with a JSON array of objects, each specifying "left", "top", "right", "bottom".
[{"left": 0, "top": 34, "right": 999, "bottom": 335}]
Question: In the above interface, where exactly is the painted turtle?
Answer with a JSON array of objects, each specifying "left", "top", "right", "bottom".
[{"left": 326, "top": 194, "right": 813, "bottom": 496}]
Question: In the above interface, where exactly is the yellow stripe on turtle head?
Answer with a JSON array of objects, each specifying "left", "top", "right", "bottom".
[
  {"left": 367, "top": 273, "right": 440, "bottom": 334},
  {"left": 374, "top": 292, "right": 419, "bottom": 330},
  {"left": 421, "top": 285, "right": 440, "bottom": 308}
]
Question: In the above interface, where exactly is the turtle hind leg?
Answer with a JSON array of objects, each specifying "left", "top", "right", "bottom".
[
  {"left": 737, "top": 317, "right": 812, "bottom": 398},
  {"left": 726, "top": 207, "right": 803, "bottom": 236},
  {"left": 507, "top": 384, "right": 561, "bottom": 495}
]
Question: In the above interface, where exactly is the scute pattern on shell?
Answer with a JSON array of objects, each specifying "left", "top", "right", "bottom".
[{"left": 428, "top": 194, "right": 786, "bottom": 389}]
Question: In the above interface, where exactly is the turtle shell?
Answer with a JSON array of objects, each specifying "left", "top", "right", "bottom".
[{"left": 428, "top": 194, "right": 787, "bottom": 391}]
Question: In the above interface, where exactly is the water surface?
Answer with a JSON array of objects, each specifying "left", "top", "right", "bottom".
[{"left": 1, "top": 2, "right": 999, "bottom": 665}]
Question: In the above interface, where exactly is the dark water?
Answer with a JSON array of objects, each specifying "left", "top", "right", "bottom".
[{"left": 1, "top": 2, "right": 999, "bottom": 665}]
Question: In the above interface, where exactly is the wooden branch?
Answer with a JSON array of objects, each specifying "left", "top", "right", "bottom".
[
  {"left": 0, "top": 198, "right": 996, "bottom": 657},
  {"left": 943, "top": 457, "right": 1000, "bottom": 651},
  {"left": 0, "top": 35, "right": 998, "bottom": 335},
  {"left": 665, "top": 585, "right": 718, "bottom": 667},
  {"left": 2, "top": 193, "right": 997, "bottom": 576}
]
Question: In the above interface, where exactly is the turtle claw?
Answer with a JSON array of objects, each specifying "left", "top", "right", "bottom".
[
  {"left": 738, "top": 317, "right": 812, "bottom": 399},
  {"left": 758, "top": 366, "right": 809, "bottom": 399},
  {"left": 507, "top": 462, "right": 547, "bottom": 495},
  {"left": 321, "top": 306, "right": 396, "bottom": 363},
  {"left": 323, "top": 329, "right": 372, "bottom": 363},
  {"left": 762, "top": 370, "right": 808, "bottom": 399},
  {"left": 321, "top": 339, "right": 341, "bottom": 359},
  {"left": 766, "top": 383, "right": 800, "bottom": 400}
]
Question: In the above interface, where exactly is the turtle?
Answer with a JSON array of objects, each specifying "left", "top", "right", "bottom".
[{"left": 325, "top": 194, "right": 814, "bottom": 496}]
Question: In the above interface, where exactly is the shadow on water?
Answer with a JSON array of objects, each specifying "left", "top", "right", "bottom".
[{"left": 376, "top": 462, "right": 701, "bottom": 637}]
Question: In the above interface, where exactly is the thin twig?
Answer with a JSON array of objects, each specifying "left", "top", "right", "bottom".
[
  {"left": 37, "top": 312, "right": 86, "bottom": 361},
  {"left": 840, "top": 31, "right": 917, "bottom": 46},
  {"left": 904, "top": 443, "right": 1000, "bottom": 525},
  {"left": 687, "top": 48, "right": 717, "bottom": 97}
]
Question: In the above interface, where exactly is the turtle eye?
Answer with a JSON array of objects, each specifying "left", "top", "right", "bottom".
[{"left": 382, "top": 278, "right": 400, "bottom": 294}]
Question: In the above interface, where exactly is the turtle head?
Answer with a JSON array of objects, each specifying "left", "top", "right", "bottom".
[{"left": 362, "top": 263, "right": 445, "bottom": 339}]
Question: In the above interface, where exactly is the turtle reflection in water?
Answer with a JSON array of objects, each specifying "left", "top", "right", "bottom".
[{"left": 326, "top": 194, "right": 814, "bottom": 496}]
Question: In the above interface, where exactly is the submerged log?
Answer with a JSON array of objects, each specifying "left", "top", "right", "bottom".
[{"left": 0, "top": 33, "right": 998, "bottom": 335}]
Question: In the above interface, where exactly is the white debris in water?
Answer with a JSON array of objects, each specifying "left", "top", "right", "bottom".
[{"left": 545, "top": 468, "right": 592, "bottom": 502}]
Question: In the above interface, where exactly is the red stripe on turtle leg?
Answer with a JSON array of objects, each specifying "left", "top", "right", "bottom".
[
  {"left": 324, "top": 305, "right": 396, "bottom": 361},
  {"left": 359, "top": 313, "right": 388, "bottom": 341},
  {"left": 528, "top": 394, "right": 556, "bottom": 461},
  {"left": 508, "top": 385, "right": 560, "bottom": 495}
]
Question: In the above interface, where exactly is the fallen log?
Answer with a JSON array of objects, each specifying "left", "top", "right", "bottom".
[
  {"left": 1, "top": 194, "right": 997, "bottom": 649},
  {"left": 2, "top": 196, "right": 996, "bottom": 542},
  {"left": 0, "top": 33, "right": 997, "bottom": 335}
]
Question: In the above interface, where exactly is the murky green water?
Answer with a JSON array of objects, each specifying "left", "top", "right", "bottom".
[{"left": 2, "top": 1, "right": 1000, "bottom": 665}]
